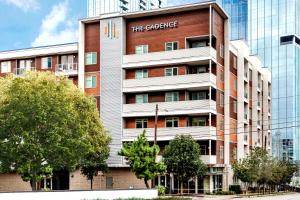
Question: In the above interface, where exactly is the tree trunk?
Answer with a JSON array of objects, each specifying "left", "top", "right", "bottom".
[
  {"left": 90, "top": 177, "right": 93, "bottom": 190},
  {"left": 31, "top": 177, "right": 37, "bottom": 191},
  {"left": 180, "top": 182, "right": 183, "bottom": 196},
  {"left": 144, "top": 178, "right": 149, "bottom": 189}
]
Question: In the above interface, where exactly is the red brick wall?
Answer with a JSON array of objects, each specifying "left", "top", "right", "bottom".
[{"left": 126, "top": 9, "right": 210, "bottom": 54}]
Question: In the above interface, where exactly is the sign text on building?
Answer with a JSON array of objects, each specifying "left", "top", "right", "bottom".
[{"left": 131, "top": 21, "right": 178, "bottom": 32}]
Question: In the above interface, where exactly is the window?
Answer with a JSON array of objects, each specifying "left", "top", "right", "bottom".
[
  {"left": 249, "top": 69, "right": 252, "bottom": 81},
  {"left": 233, "top": 100, "right": 237, "bottom": 113},
  {"left": 135, "top": 45, "right": 148, "bottom": 54},
  {"left": 220, "top": 146, "right": 224, "bottom": 159},
  {"left": 234, "top": 79, "right": 237, "bottom": 91},
  {"left": 233, "top": 56, "right": 237, "bottom": 69},
  {"left": 219, "top": 120, "right": 224, "bottom": 130},
  {"left": 136, "top": 94, "right": 148, "bottom": 103},
  {"left": 191, "top": 66, "right": 207, "bottom": 74},
  {"left": 1, "top": 61, "right": 11, "bottom": 73},
  {"left": 136, "top": 119, "right": 148, "bottom": 128},
  {"left": 85, "top": 52, "right": 97, "bottom": 65},
  {"left": 165, "top": 42, "right": 178, "bottom": 51},
  {"left": 135, "top": 69, "right": 148, "bottom": 79},
  {"left": 166, "top": 117, "right": 179, "bottom": 128},
  {"left": 41, "top": 57, "right": 52, "bottom": 69},
  {"left": 200, "top": 145, "right": 207, "bottom": 155},
  {"left": 220, "top": 44, "right": 224, "bottom": 58},
  {"left": 220, "top": 70, "right": 224, "bottom": 81},
  {"left": 165, "top": 67, "right": 178, "bottom": 76},
  {"left": 192, "top": 117, "right": 206, "bottom": 126},
  {"left": 191, "top": 91, "right": 207, "bottom": 100},
  {"left": 190, "top": 41, "right": 207, "bottom": 48},
  {"left": 220, "top": 93, "right": 224, "bottom": 107},
  {"left": 85, "top": 76, "right": 97, "bottom": 88},
  {"left": 165, "top": 92, "right": 179, "bottom": 102}
]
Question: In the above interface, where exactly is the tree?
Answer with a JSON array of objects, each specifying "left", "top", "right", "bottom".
[
  {"left": 0, "top": 72, "right": 111, "bottom": 191},
  {"left": 80, "top": 145, "right": 110, "bottom": 190},
  {"left": 163, "top": 135, "right": 207, "bottom": 195},
  {"left": 118, "top": 131, "right": 166, "bottom": 188}
]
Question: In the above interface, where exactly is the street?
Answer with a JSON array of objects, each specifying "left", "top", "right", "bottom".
[{"left": 192, "top": 193, "right": 300, "bottom": 200}]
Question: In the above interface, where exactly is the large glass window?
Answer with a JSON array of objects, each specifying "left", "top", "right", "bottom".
[
  {"left": 165, "top": 67, "right": 178, "bottom": 76},
  {"left": 191, "top": 66, "right": 207, "bottom": 74},
  {"left": 191, "top": 117, "right": 206, "bottom": 126},
  {"left": 41, "top": 57, "right": 52, "bottom": 69},
  {"left": 165, "top": 42, "right": 178, "bottom": 51},
  {"left": 85, "top": 76, "right": 97, "bottom": 88},
  {"left": 166, "top": 117, "right": 179, "bottom": 128},
  {"left": 136, "top": 119, "right": 148, "bottom": 129},
  {"left": 136, "top": 94, "right": 148, "bottom": 103},
  {"left": 135, "top": 69, "right": 148, "bottom": 79},
  {"left": 85, "top": 52, "right": 97, "bottom": 65},
  {"left": 191, "top": 91, "right": 207, "bottom": 100},
  {"left": 135, "top": 45, "right": 148, "bottom": 54},
  {"left": 165, "top": 92, "right": 179, "bottom": 102},
  {"left": 233, "top": 100, "right": 237, "bottom": 113},
  {"left": 1, "top": 61, "right": 11, "bottom": 73}
]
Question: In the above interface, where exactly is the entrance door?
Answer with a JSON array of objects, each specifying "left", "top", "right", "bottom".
[{"left": 106, "top": 177, "right": 113, "bottom": 189}]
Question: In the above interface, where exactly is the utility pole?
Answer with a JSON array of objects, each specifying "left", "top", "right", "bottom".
[{"left": 154, "top": 104, "right": 158, "bottom": 145}]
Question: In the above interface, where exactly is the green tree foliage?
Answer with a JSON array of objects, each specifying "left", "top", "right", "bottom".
[
  {"left": 0, "top": 72, "right": 111, "bottom": 190},
  {"left": 118, "top": 131, "right": 166, "bottom": 188},
  {"left": 163, "top": 135, "right": 207, "bottom": 194},
  {"left": 233, "top": 147, "right": 298, "bottom": 193}
]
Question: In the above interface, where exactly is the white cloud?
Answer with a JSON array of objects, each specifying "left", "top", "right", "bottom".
[
  {"left": 0, "top": 0, "right": 39, "bottom": 11},
  {"left": 31, "top": 1, "right": 78, "bottom": 47}
]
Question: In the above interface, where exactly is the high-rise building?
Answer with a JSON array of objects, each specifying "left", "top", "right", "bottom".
[
  {"left": 248, "top": 0, "right": 300, "bottom": 163},
  {"left": 0, "top": 2, "right": 271, "bottom": 192},
  {"left": 87, "top": 0, "right": 167, "bottom": 17}
]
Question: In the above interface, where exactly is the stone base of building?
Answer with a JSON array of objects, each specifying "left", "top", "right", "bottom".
[{"left": 0, "top": 166, "right": 233, "bottom": 192}]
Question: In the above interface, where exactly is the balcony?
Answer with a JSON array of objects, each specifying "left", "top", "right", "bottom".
[
  {"left": 55, "top": 63, "right": 78, "bottom": 76},
  {"left": 14, "top": 67, "right": 36, "bottom": 76},
  {"left": 123, "top": 100, "right": 216, "bottom": 117},
  {"left": 122, "top": 126, "right": 217, "bottom": 142},
  {"left": 123, "top": 47, "right": 217, "bottom": 68},
  {"left": 201, "top": 155, "right": 217, "bottom": 165},
  {"left": 157, "top": 154, "right": 216, "bottom": 165},
  {"left": 123, "top": 73, "right": 216, "bottom": 93}
]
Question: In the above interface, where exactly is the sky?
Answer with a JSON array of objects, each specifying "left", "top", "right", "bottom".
[{"left": 0, "top": 0, "right": 199, "bottom": 51}]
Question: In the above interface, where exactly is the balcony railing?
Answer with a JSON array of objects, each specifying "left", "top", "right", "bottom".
[
  {"left": 123, "top": 99, "right": 216, "bottom": 117},
  {"left": 257, "top": 101, "right": 261, "bottom": 107},
  {"left": 123, "top": 73, "right": 217, "bottom": 93},
  {"left": 244, "top": 93, "right": 248, "bottom": 99},
  {"left": 123, "top": 46, "right": 217, "bottom": 68},
  {"left": 55, "top": 63, "right": 78, "bottom": 76},
  {"left": 157, "top": 154, "right": 217, "bottom": 165},
  {"left": 244, "top": 71, "right": 248, "bottom": 78},
  {"left": 244, "top": 134, "right": 248, "bottom": 142},
  {"left": 257, "top": 120, "right": 261, "bottom": 126},
  {"left": 14, "top": 67, "right": 36, "bottom": 76},
  {"left": 244, "top": 113, "right": 248, "bottom": 120},
  {"left": 122, "top": 126, "right": 217, "bottom": 142}
]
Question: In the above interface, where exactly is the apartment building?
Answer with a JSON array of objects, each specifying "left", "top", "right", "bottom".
[
  {"left": 87, "top": 0, "right": 166, "bottom": 17},
  {"left": 0, "top": 1, "right": 271, "bottom": 193}
]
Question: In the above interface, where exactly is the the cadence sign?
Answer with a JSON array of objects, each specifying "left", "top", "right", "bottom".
[{"left": 131, "top": 21, "right": 178, "bottom": 32}]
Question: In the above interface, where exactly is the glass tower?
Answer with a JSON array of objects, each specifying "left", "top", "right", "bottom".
[
  {"left": 87, "top": 0, "right": 167, "bottom": 17},
  {"left": 249, "top": 0, "right": 300, "bottom": 163}
]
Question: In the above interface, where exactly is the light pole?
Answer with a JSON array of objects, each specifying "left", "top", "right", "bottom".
[{"left": 154, "top": 104, "right": 158, "bottom": 145}]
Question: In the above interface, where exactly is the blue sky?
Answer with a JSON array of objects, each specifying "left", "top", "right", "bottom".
[{"left": 0, "top": 0, "right": 198, "bottom": 51}]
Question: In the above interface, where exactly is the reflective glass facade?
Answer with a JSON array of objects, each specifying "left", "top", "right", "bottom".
[
  {"left": 219, "top": 0, "right": 248, "bottom": 40},
  {"left": 249, "top": 0, "right": 300, "bottom": 163}
]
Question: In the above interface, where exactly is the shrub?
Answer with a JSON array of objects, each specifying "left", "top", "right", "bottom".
[
  {"left": 156, "top": 185, "right": 166, "bottom": 196},
  {"left": 229, "top": 185, "right": 242, "bottom": 194}
]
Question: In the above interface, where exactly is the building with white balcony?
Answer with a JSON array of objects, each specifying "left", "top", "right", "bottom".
[{"left": 0, "top": 1, "right": 271, "bottom": 194}]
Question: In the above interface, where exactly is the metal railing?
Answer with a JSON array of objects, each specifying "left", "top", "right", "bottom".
[
  {"left": 14, "top": 67, "right": 36, "bottom": 76},
  {"left": 55, "top": 63, "right": 78, "bottom": 73}
]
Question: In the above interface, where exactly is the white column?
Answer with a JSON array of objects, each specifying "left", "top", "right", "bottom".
[
  {"left": 209, "top": 175, "right": 214, "bottom": 193},
  {"left": 195, "top": 176, "right": 198, "bottom": 194},
  {"left": 78, "top": 21, "right": 85, "bottom": 90}
]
